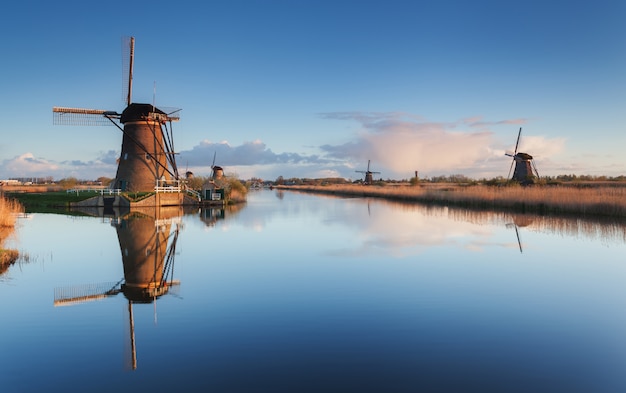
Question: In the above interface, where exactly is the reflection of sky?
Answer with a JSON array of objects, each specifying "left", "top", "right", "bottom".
[
  {"left": 210, "top": 191, "right": 626, "bottom": 260},
  {"left": 3, "top": 191, "right": 626, "bottom": 391}
]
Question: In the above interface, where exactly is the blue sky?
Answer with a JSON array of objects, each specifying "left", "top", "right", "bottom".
[{"left": 1, "top": 0, "right": 625, "bottom": 182}]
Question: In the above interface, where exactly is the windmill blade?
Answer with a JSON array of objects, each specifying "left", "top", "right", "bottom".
[
  {"left": 53, "top": 107, "right": 119, "bottom": 126},
  {"left": 507, "top": 157, "right": 515, "bottom": 179},
  {"left": 155, "top": 106, "right": 181, "bottom": 122},
  {"left": 514, "top": 224, "right": 523, "bottom": 253},
  {"left": 122, "top": 36, "right": 135, "bottom": 107},
  {"left": 212, "top": 151, "right": 216, "bottom": 168},
  {"left": 531, "top": 159, "right": 540, "bottom": 178},
  {"left": 367, "top": 160, "right": 371, "bottom": 172},
  {"left": 513, "top": 127, "right": 522, "bottom": 155},
  {"left": 54, "top": 280, "right": 123, "bottom": 306}
]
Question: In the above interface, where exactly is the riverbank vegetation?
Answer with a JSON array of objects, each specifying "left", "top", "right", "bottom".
[
  {"left": 279, "top": 183, "right": 626, "bottom": 218},
  {"left": 0, "top": 195, "right": 24, "bottom": 274}
]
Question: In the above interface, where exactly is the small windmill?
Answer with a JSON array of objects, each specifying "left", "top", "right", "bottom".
[
  {"left": 210, "top": 151, "right": 224, "bottom": 182},
  {"left": 53, "top": 37, "right": 181, "bottom": 192},
  {"left": 356, "top": 160, "right": 381, "bottom": 185},
  {"left": 505, "top": 128, "right": 540, "bottom": 185}
]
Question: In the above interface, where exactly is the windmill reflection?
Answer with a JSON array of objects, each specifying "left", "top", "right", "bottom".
[
  {"left": 506, "top": 215, "right": 533, "bottom": 254},
  {"left": 54, "top": 208, "right": 182, "bottom": 370}
]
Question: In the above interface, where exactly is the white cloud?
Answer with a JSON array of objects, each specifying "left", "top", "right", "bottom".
[
  {"left": 320, "top": 112, "right": 569, "bottom": 179},
  {"left": 2, "top": 112, "right": 620, "bottom": 181},
  {"left": 0, "top": 152, "right": 116, "bottom": 180}
]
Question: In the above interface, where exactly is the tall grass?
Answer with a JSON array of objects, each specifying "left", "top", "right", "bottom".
[
  {"left": 280, "top": 184, "right": 626, "bottom": 218},
  {"left": 1, "top": 195, "right": 23, "bottom": 227},
  {"left": 1, "top": 195, "right": 24, "bottom": 271}
]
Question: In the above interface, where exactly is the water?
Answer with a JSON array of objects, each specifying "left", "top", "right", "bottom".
[{"left": 2, "top": 189, "right": 626, "bottom": 392}]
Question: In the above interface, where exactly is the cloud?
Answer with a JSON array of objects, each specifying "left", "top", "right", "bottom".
[
  {"left": 0, "top": 113, "right": 573, "bottom": 181},
  {"left": 179, "top": 139, "right": 323, "bottom": 167},
  {"left": 462, "top": 116, "right": 528, "bottom": 128},
  {"left": 319, "top": 112, "right": 565, "bottom": 179},
  {"left": 178, "top": 140, "right": 348, "bottom": 179},
  {"left": 0, "top": 151, "right": 117, "bottom": 180},
  {"left": 1, "top": 153, "right": 59, "bottom": 176}
]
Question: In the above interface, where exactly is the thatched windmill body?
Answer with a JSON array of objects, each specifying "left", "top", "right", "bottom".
[
  {"left": 505, "top": 128, "right": 539, "bottom": 185},
  {"left": 356, "top": 160, "right": 381, "bottom": 185},
  {"left": 53, "top": 37, "right": 181, "bottom": 192}
]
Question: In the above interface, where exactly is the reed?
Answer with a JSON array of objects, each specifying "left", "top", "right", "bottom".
[
  {"left": 0, "top": 195, "right": 24, "bottom": 271},
  {"left": 280, "top": 184, "right": 626, "bottom": 218},
  {"left": 0, "top": 195, "right": 23, "bottom": 228}
]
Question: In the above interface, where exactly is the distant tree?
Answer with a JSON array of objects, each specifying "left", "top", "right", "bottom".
[
  {"left": 58, "top": 177, "right": 78, "bottom": 190},
  {"left": 186, "top": 175, "right": 207, "bottom": 190},
  {"left": 97, "top": 176, "right": 113, "bottom": 186}
]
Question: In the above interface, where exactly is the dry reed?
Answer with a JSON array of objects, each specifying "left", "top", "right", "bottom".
[
  {"left": 280, "top": 184, "right": 626, "bottom": 218},
  {"left": 0, "top": 195, "right": 24, "bottom": 228},
  {"left": 0, "top": 195, "right": 24, "bottom": 271}
]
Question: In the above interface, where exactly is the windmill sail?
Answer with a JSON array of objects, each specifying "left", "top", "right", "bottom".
[{"left": 52, "top": 37, "right": 183, "bottom": 193}]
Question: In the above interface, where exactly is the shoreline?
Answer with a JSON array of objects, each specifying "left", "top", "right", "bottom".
[{"left": 277, "top": 183, "right": 626, "bottom": 219}]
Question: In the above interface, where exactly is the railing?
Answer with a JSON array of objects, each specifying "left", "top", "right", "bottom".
[
  {"left": 66, "top": 188, "right": 121, "bottom": 195},
  {"left": 185, "top": 188, "right": 202, "bottom": 201},
  {"left": 154, "top": 186, "right": 181, "bottom": 193}
]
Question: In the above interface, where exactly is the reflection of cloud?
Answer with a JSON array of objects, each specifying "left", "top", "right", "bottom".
[
  {"left": 216, "top": 191, "right": 626, "bottom": 260},
  {"left": 319, "top": 199, "right": 497, "bottom": 258}
]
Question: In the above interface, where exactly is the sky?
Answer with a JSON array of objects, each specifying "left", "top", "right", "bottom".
[{"left": 1, "top": 0, "right": 625, "bottom": 182}]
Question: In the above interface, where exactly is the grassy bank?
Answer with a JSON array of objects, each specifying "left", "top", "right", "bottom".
[
  {"left": 5, "top": 191, "right": 106, "bottom": 213},
  {"left": 0, "top": 195, "right": 24, "bottom": 273},
  {"left": 279, "top": 183, "right": 626, "bottom": 218}
]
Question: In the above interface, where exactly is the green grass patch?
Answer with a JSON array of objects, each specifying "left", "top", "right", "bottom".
[{"left": 7, "top": 191, "right": 104, "bottom": 213}]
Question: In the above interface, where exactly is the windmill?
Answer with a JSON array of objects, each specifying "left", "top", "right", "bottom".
[
  {"left": 202, "top": 151, "right": 225, "bottom": 202},
  {"left": 505, "top": 128, "right": 540, "bottom": 185},
  {"left": 210, "top": 151, "right": 224, "bottom": 181},
  {"left": 356, "top": 160, "right": 381, "bottom": 185},
  {"left": 54, "top": 213, "right": 181, "bottom": 370},
  {"left": 53, "top": 37, "right": 182, "bottom": 192}
]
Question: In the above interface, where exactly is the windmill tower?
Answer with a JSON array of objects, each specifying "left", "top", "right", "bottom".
[
  {"left": 505, "top": 128, "right": 540, "bottom": 185},
  {"left": 53, "top": 37, "right": 181, "bottom": 193},
  {"left": 356, "top": 160, "right": 381, "bottom": 185}
]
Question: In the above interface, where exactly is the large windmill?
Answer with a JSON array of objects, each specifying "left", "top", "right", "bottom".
[
  {"left": 53, "top": 37, "right": 181, "bottom": 192},
  {"left": 356, "top": 160, "right": 381, "bottom": 185},
  {"left": 505, "top": 128, "right": 539, "bottom": 185}
]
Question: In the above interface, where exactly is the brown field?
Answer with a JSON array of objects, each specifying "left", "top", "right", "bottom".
[{"left": 278, "top": 183, "right": 626, "bottom": 218}]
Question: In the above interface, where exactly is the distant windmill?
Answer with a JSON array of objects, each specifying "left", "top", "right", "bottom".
[
  {"left": 210, "top": 151, "right": 224, "bottom": 181},
  {"left": 53, "top": 37, "right": 182, "bottom": 192},
  {"left": 356, "top": 160, "right": 381, "bottom": 185},
  {"left": 505, "top": 128, "right": 539, "bottom": 185}
]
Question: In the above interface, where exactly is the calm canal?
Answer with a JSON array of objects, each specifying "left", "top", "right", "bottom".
[{"left": 2, "top": 189, "right": 626, "bottom": 392}]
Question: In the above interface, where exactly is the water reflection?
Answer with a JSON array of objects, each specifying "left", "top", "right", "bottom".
[
  {"left": 4, "top": 191, "right": 626, "bottom": 391},
  {"left": 285, "top": 191, "right": 626, "bottom": 258},
  {"left": 54, "top": 207, "right": 184, "bottom": 370}
]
